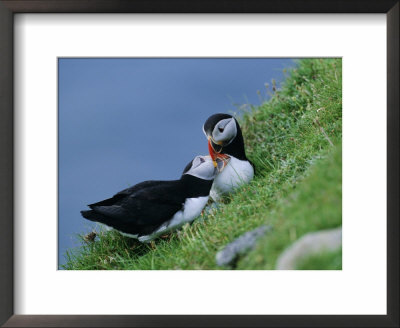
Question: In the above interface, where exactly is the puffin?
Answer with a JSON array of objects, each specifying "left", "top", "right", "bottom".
[
  {"left": 203, "top": 113, "right": 254, "bottom": 201},
  {"left": 81, "top": 155, "right": 217, "bottom": 243}
]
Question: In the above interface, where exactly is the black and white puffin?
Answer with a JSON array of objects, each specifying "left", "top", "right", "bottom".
[
  {"left": 81, "top": 155, "right": 217, "bottom": 242},
  {"left": 203, "top": 113, "right": 254, "bottom": 201}
]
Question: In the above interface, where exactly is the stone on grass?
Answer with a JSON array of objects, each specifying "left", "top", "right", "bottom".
[
  {"left": 276, "top": 226, "right": 342, "bottom": 270},
  {"left": 216, "top": 225, "right": 271, "bottom": 267}
]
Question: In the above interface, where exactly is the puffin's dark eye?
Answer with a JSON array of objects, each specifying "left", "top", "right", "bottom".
[
  {"left": 218, "top": 127, "right": 224, "bottom": 133},
  {"left": 199, "top": 157, "right": 205, "bottom": 163}
]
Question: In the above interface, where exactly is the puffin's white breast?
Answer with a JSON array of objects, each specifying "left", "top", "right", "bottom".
[{"left": 210, "top": 157, "right": 254, "bottom": 201}]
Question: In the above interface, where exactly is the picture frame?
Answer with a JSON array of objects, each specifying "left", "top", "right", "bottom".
[{"left": 0, "top": 0, "right": 398, "bottom": 327}]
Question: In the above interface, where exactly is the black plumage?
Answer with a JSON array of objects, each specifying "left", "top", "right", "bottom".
[{"left": 81, "top": 157, "right": 215, "bottom": 239}]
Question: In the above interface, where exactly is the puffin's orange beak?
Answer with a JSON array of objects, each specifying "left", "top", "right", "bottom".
[
  {"left": 208, "top": 138, "right": 217, "bottom": 162},
  {"left": 208, "top": 137, "right": 230, "bottom": 170}
]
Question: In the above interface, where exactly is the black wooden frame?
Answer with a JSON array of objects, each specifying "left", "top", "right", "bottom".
[{"left": 0, "top": 1, "right": 398, "bottom": 327}]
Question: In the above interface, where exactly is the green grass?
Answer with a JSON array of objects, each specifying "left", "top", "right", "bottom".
[
  {"left": 238, "top": 144, "right": 342, "bottom": 269},
  {"left": 62, "top": 58, "right": 342, "bottom": 270},
  {"left": 297, "top": 248, "right": 342, "bottom": 270}
]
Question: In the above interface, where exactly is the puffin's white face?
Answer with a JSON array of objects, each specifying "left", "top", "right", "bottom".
[
  {"left": 184, "top": 155, "right": 217, "bottom": 180},
  {"left": 211, "top": 118, "right": 237, "bottom": 146}
]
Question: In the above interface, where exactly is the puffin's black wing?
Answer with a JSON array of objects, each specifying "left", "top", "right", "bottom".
[
  {"left": 87, "top": 180, "right": 164, "bottom": 208},
  {"left": 82, "top": 180, "right": 186, "bottom": 234}
]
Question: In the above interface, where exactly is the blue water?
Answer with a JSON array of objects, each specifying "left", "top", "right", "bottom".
[{"left": 58, "top": 58, "right": 294, "bottom": 267}]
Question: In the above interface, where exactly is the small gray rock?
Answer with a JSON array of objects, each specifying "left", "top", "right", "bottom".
[
  {"left": 197, "top": 202, "right": 220, "bottom": 222},
  {"left": 276, "top": 226, "right": 342, "bottom": 270},
  {"left": 204, "top": 202, "right": 220, "bottom": 214},
  {"left": 216, "top": 225, "right": 271, "bottom": 267}
]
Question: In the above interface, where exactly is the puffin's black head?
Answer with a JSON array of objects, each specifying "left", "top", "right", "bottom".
[
  {"left": 181, "top": 155, "right": 217, "bottom": 180},
  {"left": 181, "top": 155, "right": 217, "bottom": 196},
  {"left": 203, "top": 113, "right": 247, "bottom": 161}
]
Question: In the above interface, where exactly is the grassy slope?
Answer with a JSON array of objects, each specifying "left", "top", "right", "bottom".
[
  {"left": 238, "top": 144, "right": 342, "bottom": 269},
  {"left": 62, "top": 58, "right": 342, "bottom": 270}
]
